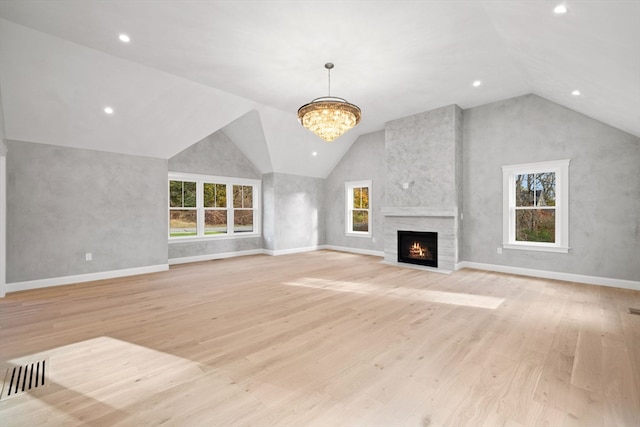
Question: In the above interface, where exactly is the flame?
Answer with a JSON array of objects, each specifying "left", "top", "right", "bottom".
[
  {"left": 408, "top": 241, "right": 432, "bottom": 260},
  {"left": 411, "top": 242, "right": 425, "bottom": 257}
]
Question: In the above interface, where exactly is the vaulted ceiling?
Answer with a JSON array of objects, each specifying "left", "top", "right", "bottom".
[{"left": 0, "top": 1, "right": 638, "bottom": 178}]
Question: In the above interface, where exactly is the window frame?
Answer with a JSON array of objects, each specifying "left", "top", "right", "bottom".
[
  {"left": 168, "top": 172, "right": 261, "bottom": 242},
  {"left": 202, "top": 182, "right": 228, "bottom": 236},
  {"left": 345, "top": 180, "right": 372, "bottom": 238},
  {"left": 168, "top": 179, "right": 198, "bottom": 238},
  {"left": 502, "top": 159, "right": 570, "bottom": 253}
]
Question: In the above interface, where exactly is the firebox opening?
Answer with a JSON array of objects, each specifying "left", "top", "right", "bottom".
[{"left": 398, "top": 230, "right": 438, "bottom": 268}]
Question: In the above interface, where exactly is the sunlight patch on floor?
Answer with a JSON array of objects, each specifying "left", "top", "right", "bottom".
[
  {"left": 283, "top": 277, "right": 505, "bottom": 309},
  {"left": 1, "top": 336, "right": 229, "bottom": 424}
]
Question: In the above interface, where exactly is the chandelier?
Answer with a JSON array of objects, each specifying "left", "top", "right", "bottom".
[{"left": 297, "top": 63, "right": 361, "bottom": 142}]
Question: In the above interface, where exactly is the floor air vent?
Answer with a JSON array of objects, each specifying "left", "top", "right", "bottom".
[
  {"left": 630, "top": 308, "right": 640, "bottom": 316},
  {"left": 1, "top": 359, "right": 49, "bottom": 401}
]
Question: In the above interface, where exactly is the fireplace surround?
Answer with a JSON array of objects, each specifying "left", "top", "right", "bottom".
[{"left": 382, "top": 207, "right": 458, "bottom": 272}]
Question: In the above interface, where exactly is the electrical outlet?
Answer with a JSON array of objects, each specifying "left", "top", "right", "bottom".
[
  {"left": 372, "top": 237, "right": 376, "bottom": 243},
  {"left": 497, "top": 247, "right": 502, "bottom": 255},
  {"left": 85, "top": 252, "right": 92, "bottom": 261}
]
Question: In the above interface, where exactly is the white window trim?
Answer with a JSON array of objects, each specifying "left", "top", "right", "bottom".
[
  {"left": 502, "top": 159, "right": 570, "bottom": 253},
  {"left": 345, "top": 180, "right": 372, "bottom": 238},
  {"left": 168, "top": 172, "right": 261, "bottom": 242}
]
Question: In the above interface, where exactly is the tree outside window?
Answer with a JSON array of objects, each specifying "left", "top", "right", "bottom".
[
  {"left": 514, "top": 172, "right": 556, "bottom": 242},
  {"left": 233, "top": 185, "right": 254, "bottom": 233},
  {"left": 345, "top": 180, "right": 372, "bottom": 237},
  {"left": 169, "top": 180, "right": 197, "bottom": 237},
  {"left": 168, "top": 173, "right": 260, "bottom": 240},
  {"left": 502, "top": 160, "right": 569, "bottom": 253},
  {"left": 204, "top": 183, "right": 227, "bottom": 235}
]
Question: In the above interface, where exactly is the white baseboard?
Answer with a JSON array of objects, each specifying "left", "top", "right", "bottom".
[
  {"left": 169, "top": 249, "right": 265, "bottom": 265},
  {"left": 170, "top": 244, "right": 381, "bottom": 263},
  {"left": 263, "top": 245, "right": 325, "bottom": 256},
  {"left": 322, "top": 245, "right": 384, "bottom": 257},
  {"left": 457, "top": 261, "right": 640, "bottom": 291},
  {"left": 14, "top": 252, "right": 633, "bottom": 295},
  {"left": 6, "top": 264, "right": 169, "bottom": 293}
]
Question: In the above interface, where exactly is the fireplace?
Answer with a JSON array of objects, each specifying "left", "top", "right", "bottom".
[{"left": 397, "top": 230, "right": 438, "bottom": 268}]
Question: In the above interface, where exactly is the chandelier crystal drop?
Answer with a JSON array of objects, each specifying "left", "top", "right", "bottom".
[{"left": 297, "top": 63, "right": 361, "bottom": 142}]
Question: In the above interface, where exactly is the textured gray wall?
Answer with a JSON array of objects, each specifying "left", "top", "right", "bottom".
[
  {"left": 385, "top": 104, "right": 461, "bottom": 208},
  {"left": 454, "top": 106, "right": 464, "bottom": 260},
  {"left": 169, "top": 236, "right": 262, "bottom": 259},
  {"left": 169, "top": 130, "right": 261, "bottom": 179},
  {"left": 0, "top": 83, "right": 6, "bottom": 147},
  {"left": 265, "top": 172, "right": 325, "bottom": 252},
  {"left": 168, "top": 129, "right": 262, "bottom": 260},
  {"left": 463, "top": 94, "right": 640, "bottom": 281},
  {"left": 262, "top": 173, "right": 275, "bottom": 251},
  {"left": 324, "top": 130, "right": 385, "bottom": 252},
  {"left": 383, "top": 105, "right": 463, "bottom": 269},
  {"left": 1, "top": 86, "right": 5, "bottom": 295},
  {"left": 7, "top": 141, "right": 168, "bottom": 282}
]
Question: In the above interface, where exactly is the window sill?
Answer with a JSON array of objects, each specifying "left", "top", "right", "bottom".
[
  {"left": 503, "top": 243, "right": 570, "bottom": 253},
  {"left": 345, "top": 232, "right": 372, "bottom": 239},
  {"left": 169, "top": 233, "right": 261, "bottom": 244}
]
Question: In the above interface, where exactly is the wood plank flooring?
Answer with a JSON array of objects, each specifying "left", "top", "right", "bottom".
[{"left": 0, "top": 250, "right": 638, "bottom": 426}]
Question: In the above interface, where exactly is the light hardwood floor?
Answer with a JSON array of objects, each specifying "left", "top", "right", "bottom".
[{"left": 1, "top": 250, "right": 639, "bottom": 426}]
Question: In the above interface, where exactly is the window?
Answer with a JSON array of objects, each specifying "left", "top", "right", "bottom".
[
  {"left": 345, "top": 180, "right": 371, "bottom": 237},
  {"left": 203, "top": 182, "right": 227, "bottom": 235},
  {"left": 169, "top": 180, "right": 197, "bottom": 237},
  {"left": 233, "top": 185, "right": 254, "bottom": 233},
  {"left": 169, "top": 172, "right": 260, "bottom": 240},
  {"left": 502, "top": 160, "right": 570, "bottom": 253}
]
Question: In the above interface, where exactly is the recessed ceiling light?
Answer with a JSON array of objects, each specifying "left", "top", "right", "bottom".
[
  {"left": 554, "top": 5, "right": 568, "bottom": 14},
  {"left": 571, "top": 90, "right": 581, "bottom": 96},
  {"left": 119, "top": 34, "right": 130, "bottom": 43},
  {"left": 104, "top": 106, "right": 114, "bottom": 114},
  {"left": 312, "top": 151, "right": 318, "bottom": 156},
  {"left": 473, "top": 80, "right": 482, "bottom": 87}
]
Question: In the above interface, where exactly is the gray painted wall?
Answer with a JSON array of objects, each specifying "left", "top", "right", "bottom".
[
  {"left": 463, "top": 94, "right": 640, "bottom": 281},
  {"left": 385, "top": 104, "right": 462, "bottom": 209},
  {"left": 169, "top": 130, "right": 261, "bottom": 179},
  {"left": 223, "top": 110, "right": 274, "bottom": 175},
  {"left": 324, "top": 130, "right": 385, "bottom": 252},
  {"left": 383, "top": 104, "right": 463, "bottom": 269},
  {"left": 169, "top": 236, "right": 262, "bottom": 259},
  {"left": 7, "top": 141, "right": 168, "bottom": 283},
  {"left": 454, "top": 106, "right": 464, "bottom": 260},
  {"left": 0, "top": 83, "right": 6, "bottom": 146},
  {"left": 264, "top": 172, "right": 325, "bottom": 252},
  {"left": 168, "top": 129, "right": 263, "bottom": 260},
  {"left": 262, "top": 173, "right": 275, "bottom": 251},
  {"left": 0, "top": 85, "right": 5, "bottom": 296}
]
